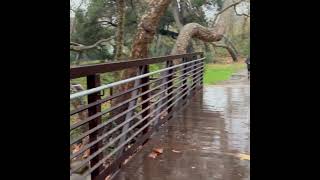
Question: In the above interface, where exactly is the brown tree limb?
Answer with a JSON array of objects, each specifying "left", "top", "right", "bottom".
[
  {"left": 222, "top": 35, "right": 239, "bottom": 55},
  {"left": 130, "top": 0, "right": 172, "bottom": 59},
  {"left": 171, "top": 23, "right": 224, "bottom": 56},
  {"left": 111, "top": 0, "right": 172, "bottom": 128},
  {"left": 211, "top": 43, "right": 238, "bottom": 62}
]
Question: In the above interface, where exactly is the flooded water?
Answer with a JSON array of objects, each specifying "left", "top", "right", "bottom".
[{"left": 114, "top": 71, "right": 250, "bottom": 180}]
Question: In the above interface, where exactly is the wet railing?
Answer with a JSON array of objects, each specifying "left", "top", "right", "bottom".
[{"left": 70, "top": 52, "right": 205, "bottom": 180}]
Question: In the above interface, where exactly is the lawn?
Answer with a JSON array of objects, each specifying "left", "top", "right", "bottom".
[{"left": 204, "top": 63, "right": 246, "bottom": 85}]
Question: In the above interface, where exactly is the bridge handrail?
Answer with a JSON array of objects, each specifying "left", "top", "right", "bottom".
[
  {"left": 70, "top": 57, "right": 205, "bottom": 100},
  {"left": 70, "top": 52, "right": 203, "bottom": 79},
  {"left": 70, "top": 52, "right": 205, "bottom": 180}
]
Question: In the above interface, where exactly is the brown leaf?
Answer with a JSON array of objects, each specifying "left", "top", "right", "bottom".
[
  {"left": 82, "top": 149, "right": 90, "bottom": 159},
  {"left": 153, "top": 148, "right": 163, "bottom": 154},
  {"left": 237, "top": 153, "right": 250, "bottom": 160},
  {"left": 105, "top": 175, "right": 111, "bottom": 180},
  {"left": 72, "top": 144, "right": 82, "bottom": 154},
  {"left": 148, "top": 152, "right": 158, "bottom": 159},
  {"left": 123, "top": 155, "right": 133, "bottom": 165}
]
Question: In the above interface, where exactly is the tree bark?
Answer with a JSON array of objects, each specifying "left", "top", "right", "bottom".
[
  {"left": 171, "top": 0, "right": 238, "bottom": 59},
  {"left": 171, "top": 1, "right": 183, "bottom": 30},
  {"left": 211, "top": 43, "right": 238, "bottom": 62},
  {"left": 115, "top": 0, "right": 125, "bottom": 59},
  {"left": 111, "top": 0, "right": 126, "bottom": 118},
  {"left": 171, "top": 23, "right": 224, "bottom": 56},
  {"left": 223, "top": 35, "right": 239, "bottom": 55},
  {"left": 111, "top": 0, "right": 173, "bottom": 125},
  {"left": 120, "top": 0, "right": 172, "bottom": 85}
]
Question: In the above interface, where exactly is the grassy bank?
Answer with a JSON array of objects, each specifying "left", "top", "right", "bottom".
[{"left": 204, "top": 63, "right": 246, "bottom": 85}]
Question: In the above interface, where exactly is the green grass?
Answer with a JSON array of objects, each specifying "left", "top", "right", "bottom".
[{"left": 204, "top": 63, "right": 246, "bottom": 85}]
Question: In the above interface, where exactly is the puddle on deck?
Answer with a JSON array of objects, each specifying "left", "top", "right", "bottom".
[{"left": 114, "top": 77, "right": 250, "bottom": 180}]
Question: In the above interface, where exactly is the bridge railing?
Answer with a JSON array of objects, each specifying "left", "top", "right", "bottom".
[{"left": 70, "top": 52, "right": 205, "bottom": 180}]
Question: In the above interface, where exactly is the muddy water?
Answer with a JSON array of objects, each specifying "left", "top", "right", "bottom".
[{"left": 114, "top": 72, "right": 250, "bottom": 180}]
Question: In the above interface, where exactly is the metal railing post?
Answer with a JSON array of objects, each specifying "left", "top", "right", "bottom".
[{"left": 87, "top": 74, "right": 103, "bottom": 179}]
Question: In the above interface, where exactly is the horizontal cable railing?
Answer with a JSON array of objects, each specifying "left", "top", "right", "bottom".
[{"left": 70, "top": 52, "right": 204, "bottom": 180}]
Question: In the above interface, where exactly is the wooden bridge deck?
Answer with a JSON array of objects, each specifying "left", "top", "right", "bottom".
[{"left": 113, "top": 81, "right": 250, "bottom": 180}]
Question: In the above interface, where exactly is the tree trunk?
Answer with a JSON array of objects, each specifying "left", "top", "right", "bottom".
[
  {"left": 223, "top": 35, "right": 239, "bottom": 55},
  {"left": 75, "top": 52, "right": 82, "bottom": 65},
  {"left": 115, "top": 0, "right": 125, "bottom": 59},
  {"left": 155, "top": 34, "right": 162, "bottom": 56},
  {"left": 241, "top": 16, "right": 248, "bottom": 40},
  {"left": 171, "top": 2, "right": 183, "bottom": 30},
  {"left": 111, "top": 0, "right": 173, "bottom": 124},
  {"left": 120, "top": 0, "right": 172, "bottom": 85},
  {"left": 212, "top": 43, "right": 238, "bottom": 62}
]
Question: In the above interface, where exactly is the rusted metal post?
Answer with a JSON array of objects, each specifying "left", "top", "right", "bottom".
[
  {"left": 200, "top": 53, "right": 204, "bottom": 86},
  {"left": 116, "top": 68, "right": 142, "bottom": 158},
  {"left": 166, "top": 60, "right": 174, "bottom": 117},
  {"left": 192, "top": 55, "right": 197, "bottom": 87},
  {"left": 87, "top": 74, "right": 103, "bottom": 179},
  {"left": 182, "top": 57, "right": 188, "bottom": 102},
  {"left": 140, "top": 65, "right": 150, "bottom": 135}
]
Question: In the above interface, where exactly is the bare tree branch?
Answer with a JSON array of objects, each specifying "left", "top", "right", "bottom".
[
  {"left": 211, "top": 0, "right": 244, "bottom": 26},
  {"left": 76, "top": 0, "right": 85, "bottom": 10},
  {"left": 70, "top": 42, "right": 82, "bottom": 46},
  {"left": 96, "top": 20, "right": 118, "bottom": 27},
  {"left": 211, "top": 42, "right": 238, "bottom": 62},
  {"left": 234, "top": 5, "right": 250, "bottom": 17},
  {"left": 70, "top": 36, "right": 114, "bottom": 52}
]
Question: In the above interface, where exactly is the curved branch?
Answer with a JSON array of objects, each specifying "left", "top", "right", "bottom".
[
  {"left": 222, "top": 35, "right": 239, "bottom": 55},
  {"left": 70, "top": 36, "right": 114, "bottom": 52},
  {"left": 211, "top": 43, "right": 238, "bottom": 62},
  {"left": 70, "top": 42, "right": 82, "bottom": 46},
  {"left": 171, "top": 23, "right": 224, "bottom": 55},
  {"left": 211, "top": 0, "right": 244, "bottom": 26},
  {"left": 234, "top": 5, "right": 250, "bottom": 17}
]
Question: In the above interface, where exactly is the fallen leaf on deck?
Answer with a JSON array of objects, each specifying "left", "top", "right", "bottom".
[
  {"left": 105, "top": 175, "right": 111, "bottom": 180},
  {"left": 123, "top": 157, "right": 130, "bottom": 165},
  {"left": 148, "top": 152, "right": 158, "bottom": 159},
  {"left": 237, "top": 153, "right": 250, "bottom": 160},
  {"left": 72, "top": 144, "right": 82, "bottom": 154},
  {"left": 83, "top": 149, "right": 90, "bottom": 158},
  {"left": 172, "top": 150, "right": 181, "bottom": 153},
  {"left": 153, "top": 148, "right": 163, "bottom": 154}
]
